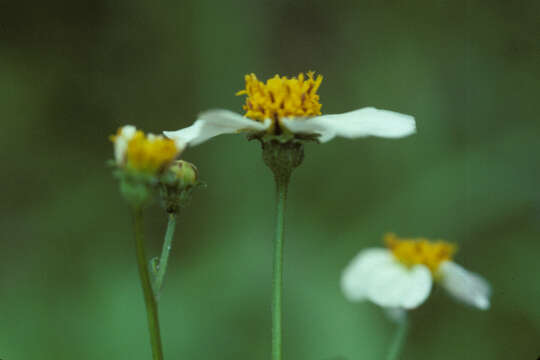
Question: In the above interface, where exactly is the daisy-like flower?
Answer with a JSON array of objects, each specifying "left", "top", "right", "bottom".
[
  {"left": 341, "top": 233, "right": 491, "bottom": 310},
  {"left": 110, "top": 125, "right": 201, "bottom": 211},
  {"left": 164, "top": 72, "right": 416, "bottom": 147},
  {"left": 161, "top": 73, "right": 416, "bottom": 360},
  {"left": 111, "top": 125, "right": 181, "bottom": 174}
]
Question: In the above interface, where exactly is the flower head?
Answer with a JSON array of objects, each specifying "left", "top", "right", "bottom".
[
  {"left": 111, "top": 125, "right": 181, "bottom": 174},
  {"left": 164, "top": 72, "right": 416, "bottom": 148},
  {"left": 110, "top": 126, "right": 193, "bottom": 207},
  {"left": 385, "top": 233, "right": 456, "bottom": 274},
  {"left": 236, "top": 72, "right": 322, "bottom": 129},
  {"left": 341, "top": 233, "right": 490, "bottom": 310}
]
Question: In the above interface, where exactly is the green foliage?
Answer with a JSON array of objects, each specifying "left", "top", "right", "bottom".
[{"left": 1, "top": 0, "right": 539, "bottom": 359}]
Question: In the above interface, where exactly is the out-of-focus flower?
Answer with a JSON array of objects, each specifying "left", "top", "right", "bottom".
[
  {"left": 341, "top": 233, "right": 491, "bottom": 310},
  {"left": 111, "top": 125, "right": 181, "bottom": 174},
  {"left": 164, "top": 72, "right": 415, "bottom": 148}
]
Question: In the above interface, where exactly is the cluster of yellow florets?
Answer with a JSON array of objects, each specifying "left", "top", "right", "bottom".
[
  {"left": 236, "top": 72, "right": 323, "bottom": 123},
  {"left": 385, "top": 233, "right": 456, "bottom": 273},
  {"left": 111, "top": 128, "right": 179, "bottom": 174}
]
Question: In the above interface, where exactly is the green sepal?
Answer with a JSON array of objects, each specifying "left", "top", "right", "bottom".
[
  {"left": 246, "top": 131, "right": 320, "bottom": 144},
  {"left": 112, "top": 167, "right": 158, "bottom": 208},
  {"left": 159, "top": 178, "right": 205, "bottom": 214},
  {"left": 260, "top": 139, "right": 305, "bottom": 185}
]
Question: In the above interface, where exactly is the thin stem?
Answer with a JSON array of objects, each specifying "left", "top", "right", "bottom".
[
  {"left": 133, "top": 207, "right": 164, "bottom": 360},
  {"left": 272, "top": 176, "right": 289, "bottom": 360},
  {"left": 386, "top": 315, "right": 408, "bottom": 360},
  {"left": 154, "top": 213, "right": 177, "bottom": 298}
]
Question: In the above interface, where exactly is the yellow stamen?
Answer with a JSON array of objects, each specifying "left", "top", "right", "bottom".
[
  {"left": 384, "top": 233, "right": 457, "bottom": 273},
  {"left": 111, "top": 129, "right": 178, "bottom": 173},
  {"left": 236, "top": 72, "right": 323, "bottom": 128}
]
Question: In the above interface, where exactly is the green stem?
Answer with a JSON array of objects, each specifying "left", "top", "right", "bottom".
[
  {"left": 133, "top": 207, "right": 164, "bottom": 360},
  {"left": 154, "top": 213, "right": 177, "bottom": 298},
  {"left": 386, "top": 315, "right": 408, "bottom": 360},
  {"left": 272, "top": 176, "right": 289, "bottom": 360}
]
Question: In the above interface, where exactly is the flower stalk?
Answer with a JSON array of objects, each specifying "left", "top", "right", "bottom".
[
  {"left": 154, "top": 213, "right": 177, "bottom": 298},
  {"left": 133, "top": 206, "right": 164, "bottom": 360},
  {"left": 386, "top": 314, "right": 408, "bottom": 360},
  {"left": 272, "top": 174, "right": 288, "bottom": 360},
  {"left": 262, "top": 140, "right": 304, "bottom": 360}
]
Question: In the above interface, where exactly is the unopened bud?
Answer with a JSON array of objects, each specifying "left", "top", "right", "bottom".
[
  {"left": 160, "top": 160, "right": 201, "bottom": 214},
  {"left": 169, "top": 160, "right": 198, "bottom": 187}
]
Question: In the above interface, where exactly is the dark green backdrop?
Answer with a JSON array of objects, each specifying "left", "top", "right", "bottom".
[{"left": 1, "top": 1, "right": 539, "bottom": 359}]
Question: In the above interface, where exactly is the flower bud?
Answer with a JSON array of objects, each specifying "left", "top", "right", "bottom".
[
  {"left": 160, "top": 160, "right": 200, "bottom": 214},
  {"left": 169, "top": 160, "right": 198, "bottom": 188}
]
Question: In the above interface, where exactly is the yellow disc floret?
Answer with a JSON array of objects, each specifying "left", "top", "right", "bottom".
[
  {"left": 111, "top": 128, "right": 179, "bottom": 173},
  {"left": 384, "top": 233, "right": 457, "bottom": 273},
  {"left": 236, "top": 72, "right": 323, "bottom": 126}
]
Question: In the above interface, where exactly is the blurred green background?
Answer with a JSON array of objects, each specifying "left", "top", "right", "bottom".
[{"left": 1, "top": 0, "right": 539, "bottom": 359}]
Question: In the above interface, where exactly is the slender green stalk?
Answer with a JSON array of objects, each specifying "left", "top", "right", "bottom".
[
  {"left": 272, "top": 176, "right": 289, "bottom": 360},
  {"left": 262, "top": 139, "right": 303, "bottom": 360},
  {"left": 386, "top": 315, "right": 408, "bottom": 360},
  {"left": 133, "top": 207, "right": 164, "bottom": 360},
  {"left": 154, "top": 213, "right": 177, "bottom": 297}
]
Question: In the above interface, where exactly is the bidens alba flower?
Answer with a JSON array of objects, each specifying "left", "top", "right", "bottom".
[
  {"left": 164, "top": 72, "right": 416, "bottom": 147},
  {"left": 110, "top": 125, "right": 182, "bottom": 174},
  {"left": 341, "top": 233, "right": 491, "bottom": 310}
]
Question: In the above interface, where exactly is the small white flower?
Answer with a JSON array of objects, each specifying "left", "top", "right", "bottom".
[
  {"left": 164, "top": 72, "right": 415, "bottom": 148},
  {"left": 110, "top": 125, "right": 181, "bottom": 173},
  {"left": 341, "top": 233, "right": 491, "bottom": 310}
]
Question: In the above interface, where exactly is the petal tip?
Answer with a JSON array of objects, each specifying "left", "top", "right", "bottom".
[
  {"left": 475, "top": 297, "right": 490, "bottom": 310},
  {"left": 162, "top": 130, "right": 175, "bottom": 138}
]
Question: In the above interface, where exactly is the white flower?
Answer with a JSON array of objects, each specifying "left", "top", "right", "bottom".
[
  {"left": 341, "top": 234, "right": 491, "bottom": 310},
  {"left": 163, "top": 72, "right": 415, "bottom": 148},
  {"left": 110, "top": 125, "right": 181, "bottom": 173}
]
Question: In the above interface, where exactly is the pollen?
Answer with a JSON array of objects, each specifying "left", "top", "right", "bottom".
[
  {"left": 384, "top": 233, "right": 457, "bottom": 273},
  {"left": 236, "top": 72, "right": 323, "bottom": 127},
  {"left": 111, "top": 129, "right": 178, "bottom": 173}
]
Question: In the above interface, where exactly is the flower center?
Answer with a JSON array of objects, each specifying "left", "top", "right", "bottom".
[
  {"left": 236, "top": 72, "right": 323, "bottom": 129},
  {"left": 112, "top": 129, "right": 178, "bottom": 173},
  {"left": 384, "top": 233, "right": 456, "bottom": 273}
]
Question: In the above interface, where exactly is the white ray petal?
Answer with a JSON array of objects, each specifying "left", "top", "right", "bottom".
[
  {"left": 439, "top": 261, "right": 491, "bottom": 310},
  {"left": 164, "top": 110, "right": 271, "bottom": 147},
  {"left": 281, "top": 107, "right": 415, "bottom": 142},
  {"left": 366, "top": 261, "right": 432, "bottom": 309},
  {"left": 114, "top": 125, "right": 137, "bottom": 165},
  {"left": 341, "top": 249, "right": 395, "bottom": 301}
]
